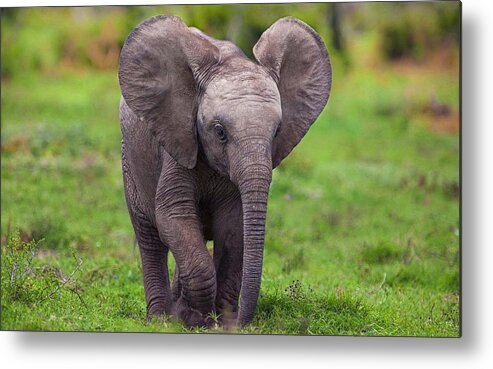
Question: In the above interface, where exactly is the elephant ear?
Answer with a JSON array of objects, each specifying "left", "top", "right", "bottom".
[
  {"left": 253, "top": 17, "right": 332, "bottom": 168},
  {"left": 119, "top": 15, "right": 220, "bottom": 169}
]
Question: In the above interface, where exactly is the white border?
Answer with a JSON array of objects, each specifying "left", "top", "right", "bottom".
[{"left": 2, "top": 0, "right": 492, "bottom": 368}]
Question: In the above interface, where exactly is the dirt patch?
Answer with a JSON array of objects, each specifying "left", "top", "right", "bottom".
[
  {"left": 421, "top": 98, "right": 459, "bottom": 134},
  {"left": 390, "top": 41, "right": 459, "bottom": 75},
  {"left": 373, "top": 44, "right": 460, "bottom": 135},
  {"left": 425, "top": 110, "right": 459, "bottom": 134},
  {"left": 1, "top": 134, "right": 30, "bottom": 154}
]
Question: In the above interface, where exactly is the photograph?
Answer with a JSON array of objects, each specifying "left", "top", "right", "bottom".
[{"left": 1, "top": 1, "right": 460, "bottom": 336}]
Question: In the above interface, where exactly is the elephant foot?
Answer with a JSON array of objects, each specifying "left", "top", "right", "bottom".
[
  {"left": 217, "top": 309, "right": 239, "bottom": 330},
  {"left": 146, "top": 299, "right": 173, "bottom": 321},
  {"left": 218, "top": 316, "right": 238, "bottom": 330},
  {"left": 173, "top": 297, "right": 215, "bottom": 328}
]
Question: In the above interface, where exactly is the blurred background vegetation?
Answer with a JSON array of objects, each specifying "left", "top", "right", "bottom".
[
  {"left": 2, "top": 2, "right": 459, "bottom": 77},
  {"left": 1, "top": 2, "right": 460, "bottom": 335}
]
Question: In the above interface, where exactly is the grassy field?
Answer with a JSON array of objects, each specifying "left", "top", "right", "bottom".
[{"left": 1, "top": 46, "right": 460, "bottom": 335}]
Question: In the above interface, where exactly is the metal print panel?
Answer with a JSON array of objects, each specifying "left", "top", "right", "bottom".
[{"left": 1, "top": 1, "right": 461, "bottom": 336}]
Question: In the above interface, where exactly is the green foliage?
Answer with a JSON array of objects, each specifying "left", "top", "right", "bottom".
[
  {"left": 361, "top": 242, "right": 404, "bottom": 264},
  {"left": 374, "top": 2, "right": 460, "bottom": 61},
  {"left": 0, "top": 4, "right": 323, "bottom": 77},
  {"left": 248, "top": 281, "right": 372, "bottom": 335},
  {"left": 1, "top": 7, "right": 134, "bottom": 76},
  {"left": 2, "top": 230, "right": 39, "bottom": 303},
  {"left": 1, "top": 3, "right": 460, "bottom": 78},
  {"left": 1, "top": 229, "right": 84, "bottom": 317}
]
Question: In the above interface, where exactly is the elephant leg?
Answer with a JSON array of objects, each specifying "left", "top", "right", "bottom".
[
  {"left": 130, "top": 212, "right": 173, "bottom": 319},
  {"left": 171, "top": 264, "right": 182, "bottom": 302},
  {"left": 157, "top": 215, "right": 216, "bottom": 327},
  {"left": 154, "top": 160, "right": 216, "bottom": 327},
  {"left": 213, "top": 197, "right": 243, "bottom": 326},
  {"left": 122, "top": 149, "right": 172, "bottom": 319}
]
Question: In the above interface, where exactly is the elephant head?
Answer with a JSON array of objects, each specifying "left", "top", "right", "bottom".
[{"left": 119, "top": 15, "right": 331, "bottom": 326}]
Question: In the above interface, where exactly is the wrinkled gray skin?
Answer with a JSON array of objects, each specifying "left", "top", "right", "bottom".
[{"left": 118, "top": 15, "right": 331, "bottom": 327}]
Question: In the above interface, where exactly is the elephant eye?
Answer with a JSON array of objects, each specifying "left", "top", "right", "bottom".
[{"left": 214, "top": 123, "right": 227, "bottom": 143}]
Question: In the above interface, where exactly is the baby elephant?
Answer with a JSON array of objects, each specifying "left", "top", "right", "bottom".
[{"left": 118, "top": 15, "right": 331, "bottom": 328}]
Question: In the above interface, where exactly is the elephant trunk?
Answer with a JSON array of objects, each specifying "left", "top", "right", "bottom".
[{"left": 231, "top": 140, "right": 272, "bottom": 326}]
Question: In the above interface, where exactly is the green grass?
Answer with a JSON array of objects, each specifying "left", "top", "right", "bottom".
[{"left": 1, "top": 60, "right": 459, "bottom": 336}]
